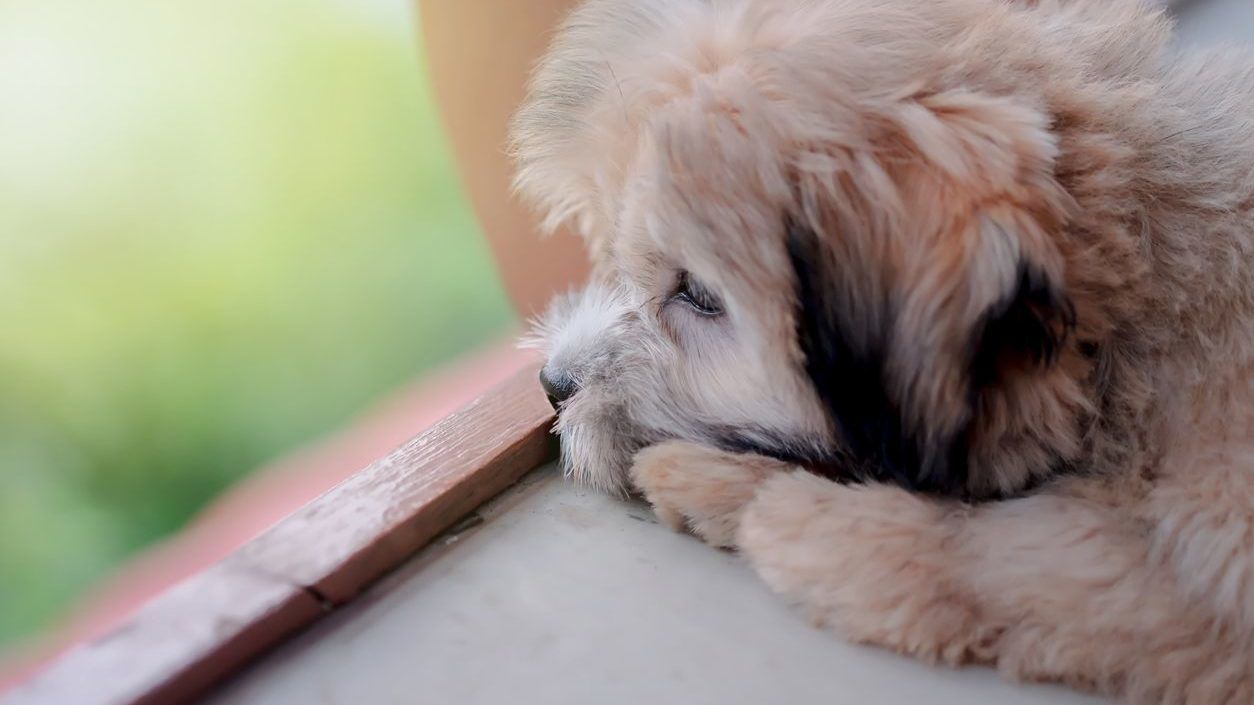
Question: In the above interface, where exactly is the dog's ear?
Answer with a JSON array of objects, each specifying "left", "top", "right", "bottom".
[
  {"left": 788, "top": 90, "right": 1076, "bottom": 496},
  {"left": 893, "top": 89, "right": 1077, "bottom": 387},
  {"left": 889, "top": 90, "right": 1078, "bottom": 492}
]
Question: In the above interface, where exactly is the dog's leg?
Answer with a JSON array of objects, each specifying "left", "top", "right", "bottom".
[
  {"left": 632, "top": 443, "right": 1252, "bottom": 701},
  {"left": 735, "top": 472, "right": 1252, "bottom": 704},
  {"left": 1149, "top": 443, "right": 1254, "bottom": 638}
]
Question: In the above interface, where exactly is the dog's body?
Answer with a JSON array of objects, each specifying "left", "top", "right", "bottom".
[{"left": 512, "top": 0, "right": 1254, "bottom": 701}]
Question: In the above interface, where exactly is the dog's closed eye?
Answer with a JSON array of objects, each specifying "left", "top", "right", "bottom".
[{"left": 670, "top": 270, "right": 724, "bottom": 317}]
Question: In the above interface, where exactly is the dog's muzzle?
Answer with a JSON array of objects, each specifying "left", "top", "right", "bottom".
[{"left": 539, "top": 366, "right": 579, "bottom": 410}]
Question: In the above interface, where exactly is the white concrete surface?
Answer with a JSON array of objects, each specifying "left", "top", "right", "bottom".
[
  {"left": 207, "top": 465, "right": 1106, "bottom": 705},
  {"left": 205, "top": 4, "right": 1252, "bottom": 704},
  {"left": 1175, "top": 0, "right": 1254, "bottom": 47}
]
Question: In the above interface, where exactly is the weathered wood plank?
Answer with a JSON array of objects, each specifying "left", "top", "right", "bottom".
[
  {"left": 2, "top": 564, "right": 322, "bottom": 705},
  {"left": 3, "top": 363, "right": 554, "bottom": 705},
  {"left": 231, "top": 361, "right": 555, "bottom": 603}
]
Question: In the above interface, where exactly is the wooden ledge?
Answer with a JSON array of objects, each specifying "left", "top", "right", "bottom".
[{"left": 4, "top": 364, "right": 554, "bottom": 705}]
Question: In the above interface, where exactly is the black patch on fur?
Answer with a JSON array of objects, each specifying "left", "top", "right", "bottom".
[
  {"left": 967, "top": 264, "right": 1076, "bottom": 392},
  {"left": 784, "top": 218, "right": 1074, "bottom": 499},
  {"left": 784, "top": 218, "right": 962, "bottom": 493}
]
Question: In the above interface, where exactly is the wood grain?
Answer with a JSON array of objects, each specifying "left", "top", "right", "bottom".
[
  {"left": 3, "top": 363, "right": 554, "bottom": 705},
  {"left": 231, "top": 360, "right": 555, "bottom": 603}
]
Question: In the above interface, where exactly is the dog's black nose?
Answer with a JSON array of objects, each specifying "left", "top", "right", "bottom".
[{"left": 539, "top": 367, "right": 578, "bottom": 410}]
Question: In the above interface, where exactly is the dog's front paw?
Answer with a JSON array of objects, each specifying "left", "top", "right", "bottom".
[
  {"left": 738, "top": 472, "right": 997, "bottom": 665},
  {"left": 629, "top": 441, "right": 790, "bottom": 548}
]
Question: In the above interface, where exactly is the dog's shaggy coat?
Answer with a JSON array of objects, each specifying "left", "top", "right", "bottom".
[{"left": 512, "top": 0, "right": 1254, "bottom": 701}]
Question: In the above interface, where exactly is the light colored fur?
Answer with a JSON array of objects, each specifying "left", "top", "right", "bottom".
[{"left": 513, "top": 0, "right": 1254, "bottom": 701}]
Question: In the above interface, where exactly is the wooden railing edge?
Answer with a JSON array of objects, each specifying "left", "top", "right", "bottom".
[{"left": 3, "top": 363, "right": 555, "bottom": 705}]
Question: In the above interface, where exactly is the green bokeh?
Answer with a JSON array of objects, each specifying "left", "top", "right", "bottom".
[{"left": 0, "top": 0, "right": 513, "bottom": 644}]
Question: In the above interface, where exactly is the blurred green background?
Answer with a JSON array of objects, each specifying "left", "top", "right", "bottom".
[{"left": 0, "top": 0, "right": 512, "bottom": 647}]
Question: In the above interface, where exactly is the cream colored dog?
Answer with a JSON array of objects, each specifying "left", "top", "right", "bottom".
[{"left": 512, "top": 0, "right": 1254, "bottom": 701}]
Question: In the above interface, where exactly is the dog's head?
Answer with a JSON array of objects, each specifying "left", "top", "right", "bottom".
[{"left": 512, "top": 0, "right": 1163, "bottom": 498}]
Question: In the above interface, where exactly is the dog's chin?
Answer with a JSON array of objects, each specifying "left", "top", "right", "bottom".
[{"left": 553, "top": 398, "right": 645, "bottom": 497}]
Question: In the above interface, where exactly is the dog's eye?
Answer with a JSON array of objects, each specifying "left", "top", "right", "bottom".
[{"left": 671, "top": 271, "right": 724, "bottom": 317}]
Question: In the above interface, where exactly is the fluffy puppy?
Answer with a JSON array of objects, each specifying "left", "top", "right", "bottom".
[{"left": 511, "top": 0, "right": 1254, "bottom": 701}]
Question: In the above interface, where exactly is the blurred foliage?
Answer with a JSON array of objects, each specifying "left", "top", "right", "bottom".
[{"left": 0, "top": 0, "right": 512, "bottom": 644}]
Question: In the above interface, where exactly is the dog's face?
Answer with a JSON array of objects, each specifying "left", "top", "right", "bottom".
[{"left": 514, "top": 0, "right": 1108, "bottom": 498}]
